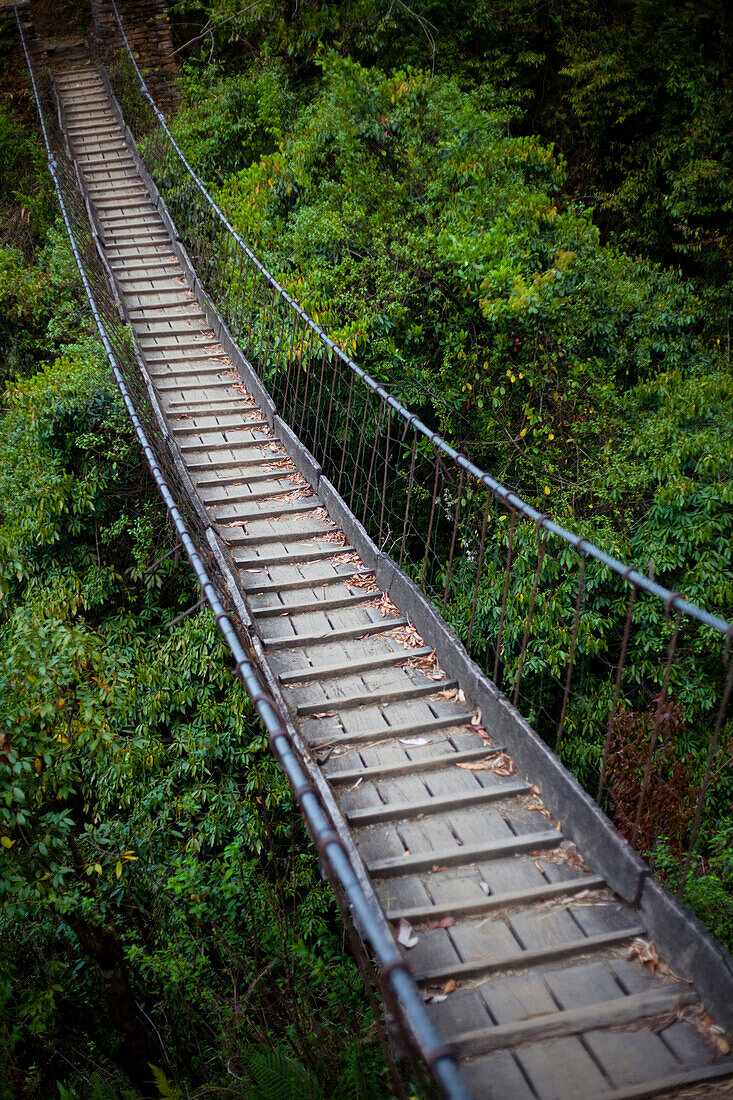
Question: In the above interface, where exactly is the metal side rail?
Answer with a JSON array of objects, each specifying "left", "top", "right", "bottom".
[
  {"left": 14, "top": 13, "right": 467, "bottom": 1100},
  {"left": 20, "top": 21, "right": 733, "bottom": 1099}
]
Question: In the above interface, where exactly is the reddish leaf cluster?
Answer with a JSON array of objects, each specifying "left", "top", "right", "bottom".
[{"left": 605, "top": 697, "right": 695, "bottom": 858}]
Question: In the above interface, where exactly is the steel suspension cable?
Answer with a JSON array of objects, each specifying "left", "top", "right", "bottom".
[{"left": 107, "top": 0, "right": 731, "bottom": 638}]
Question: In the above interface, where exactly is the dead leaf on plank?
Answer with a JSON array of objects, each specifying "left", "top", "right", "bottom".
[
  {"left": 425, "top": 916, "right": 456, "bottom": 931},
  {"left": 466, "top": 751, "right": 516, "bottom": 776},
  {"left": 408, "top": 650, "right": 441, "bottom": 678},
  {"left": 471, "top": 709, "right": 482, "bottom": 727},
  {"left": 333, "top": 552, "right": 361, "bottom": 565},
  {"left": 443, "top": 979, "right": 457, "bottom": 995},
  {"left": 269, "top": 488, "right": 315, "bottom": 503},
  {"left": 392, "top": 623, "right": 426, "bottom": 649},
  {"left": 372, "top": 593, "right": 400, "bottom": 618},
  {"left": 430, "top": 865, "right": 448, "bottom": 873},
  {"left": 263, "top": 459, "right": 297, "bottom": 472},
  {"left": 349, "top": 573, "right": 378, "bottom": 591},
  {"left": 626, "top": 937, "right": 660, "bottom": 973},
  {"left": 527, "top": 800, "right": 553, "bottom": 819}
]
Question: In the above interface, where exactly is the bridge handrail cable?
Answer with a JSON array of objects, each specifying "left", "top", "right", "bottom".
[
  {"left": 107, "top": 0, "right": 731, "bottom": 638},
  {"left": 13, "top": 8, "right": 468, "bottom": 1097}
]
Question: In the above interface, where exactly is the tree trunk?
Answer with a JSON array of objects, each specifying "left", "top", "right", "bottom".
[{"left": 65, "top": 915, "right": 160, "bottom": 1098}]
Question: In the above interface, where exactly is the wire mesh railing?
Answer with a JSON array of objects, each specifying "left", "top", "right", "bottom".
[
  {"left": 14, "top": 9, "right": 468, "bottom": 1098},
  {"left": 101, "top": 1, "right": 733, "bottom": 905}
]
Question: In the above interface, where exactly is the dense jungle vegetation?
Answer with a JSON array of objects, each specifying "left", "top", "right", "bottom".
[{"left": 1, "top": 0, "right": 732, "bottom": 1096}]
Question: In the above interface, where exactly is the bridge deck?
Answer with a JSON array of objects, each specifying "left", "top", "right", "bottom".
[{"left": 55, "top": 60, "right": 733, "bottom": 1099}]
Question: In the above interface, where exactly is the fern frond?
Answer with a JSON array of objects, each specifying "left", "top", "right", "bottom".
[
  {"left": 150, "top": 1064, "right": 185, "bottom": 1100},
  {"left": 239, "top": 1045, "right": 324, "bottom": 1100}
]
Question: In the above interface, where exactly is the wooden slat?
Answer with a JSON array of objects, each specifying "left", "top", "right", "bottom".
[
  {"left": 195, "top": 469, "right": 295, "bottom": 489},
  {"left": 253, "top": 590, "right": 375, "bottom": 620},
  {"left": 201, "top": 482, "right": 309, "bottom": 506},
  {"left": 247, "top": 568, "right": 374, "bottom": 597},
  {"left": 387, "top": 874, "right": 605, "bottom": 923},
  {"left": 324, "top": 743, "right": 493, "bottom": 783},
  {"left": 416, "top": 926, "right": 646, "bottom": 985},
  {"left": 235, "top": 545, "right": 356, "bottom": 569},
  {"left": 280, "top": 643, "right": 428, "bottom": 683},
  {"left": 225, "top": 525, "right": 338, "bottom": 548},
  {"left": 596, "top": 1063, "right": 733, "bottom": 1100},
  {"left": 296, "top": 678, "right": 459, "bottom": 717},
  {"left": 309, "top": 711, "right": 476, "bottom": 748},
  {"left": 180, "top": 437, "right": 274, "bottom": 455},
  {"left": 211, "top": 499, "right": 323, "bottom": 523},
  {"left": 188, "top": 454, "right": 284, "bottom": 475},
  {"left": 261, "top": 616, "right": 409, "bottom": 649},
  {"left": 452, "top": 986, "right": 697, "bottom": 1056},
  {"left": 346, "top": 781, "right": 528, "bottom": 826},
  {"left": 367, "top": 830, "right": 561, "bottom": 878}
]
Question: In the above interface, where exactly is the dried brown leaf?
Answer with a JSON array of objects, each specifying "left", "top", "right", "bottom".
[
  {"left": 527, "top": 800, "right": 553, "bottom": 819},
  {"left": 349, "top": 573, "right": 378, "bottom": 591},
  {"left": 626, "top": 937, "right": 660, "bottom": 973},
  {"left": 425, "top": 916, "right": 456, "bottom": 931},
  {"left": 372, "top": 593, "right": 401, "bottom": 618},
  {"left": 392, "top": 624, "right": 426, "bottom": 649}
]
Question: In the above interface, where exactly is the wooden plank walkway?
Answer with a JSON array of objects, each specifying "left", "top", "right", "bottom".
[{"left": 54, "top": 61, "right": 733, "bottom": 1099}]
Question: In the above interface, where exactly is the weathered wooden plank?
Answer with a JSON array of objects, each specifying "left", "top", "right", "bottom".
[
  {"left": 248, "top": 569, "right": 373, "bottom": 599},
  {"left": 296, "top": 678, "right": 459, "bottom": 717},
  {"left": 309, "top": 712, "right": 475, "bottom": 748},
  {"left": 416, "top": 926, "right": 645, "bottom": 985},
  {"left": 254, "top": 591, "right": 375, "bottom": 620},
  {"left": 325, "top": 744, "right": 494, "bottom": 784},
  {"left": 346, "top": 782, "right": 528, "bottom": 826},
  {"left": 595, "top": 1063, "right": 733, "bottom": 1099},
  {"left": 461, "top": 1052, "right": 536, "bottom": 1100},
  {"left": 516, "top": 1037, "right": 612, "bottom": 1099},
  {"left": 453, "top": 986, "right": 697, "bottom": 1056},
  {"left": 367, "top": 830, "right": 560, "bottom": 879},
  {"left": 262, "top": 616, "right": 409, "bottom": 650},
  {"left": 387, "top": 875, "right": 605, "bottom": 924}
]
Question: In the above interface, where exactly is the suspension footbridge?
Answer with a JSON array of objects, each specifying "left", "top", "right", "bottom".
[{"left": 12, "top": 2, "right": 733, "bottom": 1095}]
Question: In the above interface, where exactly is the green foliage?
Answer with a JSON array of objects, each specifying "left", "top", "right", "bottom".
[
  {"left": 0, "top": 105, "right": 54, "bottom": 254},
  {"left": 238, "top": 1046, "right": 324, "bottom": 1100},
  {"left": 170, "top": 60, "right": 294, "bottom": 185}
]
